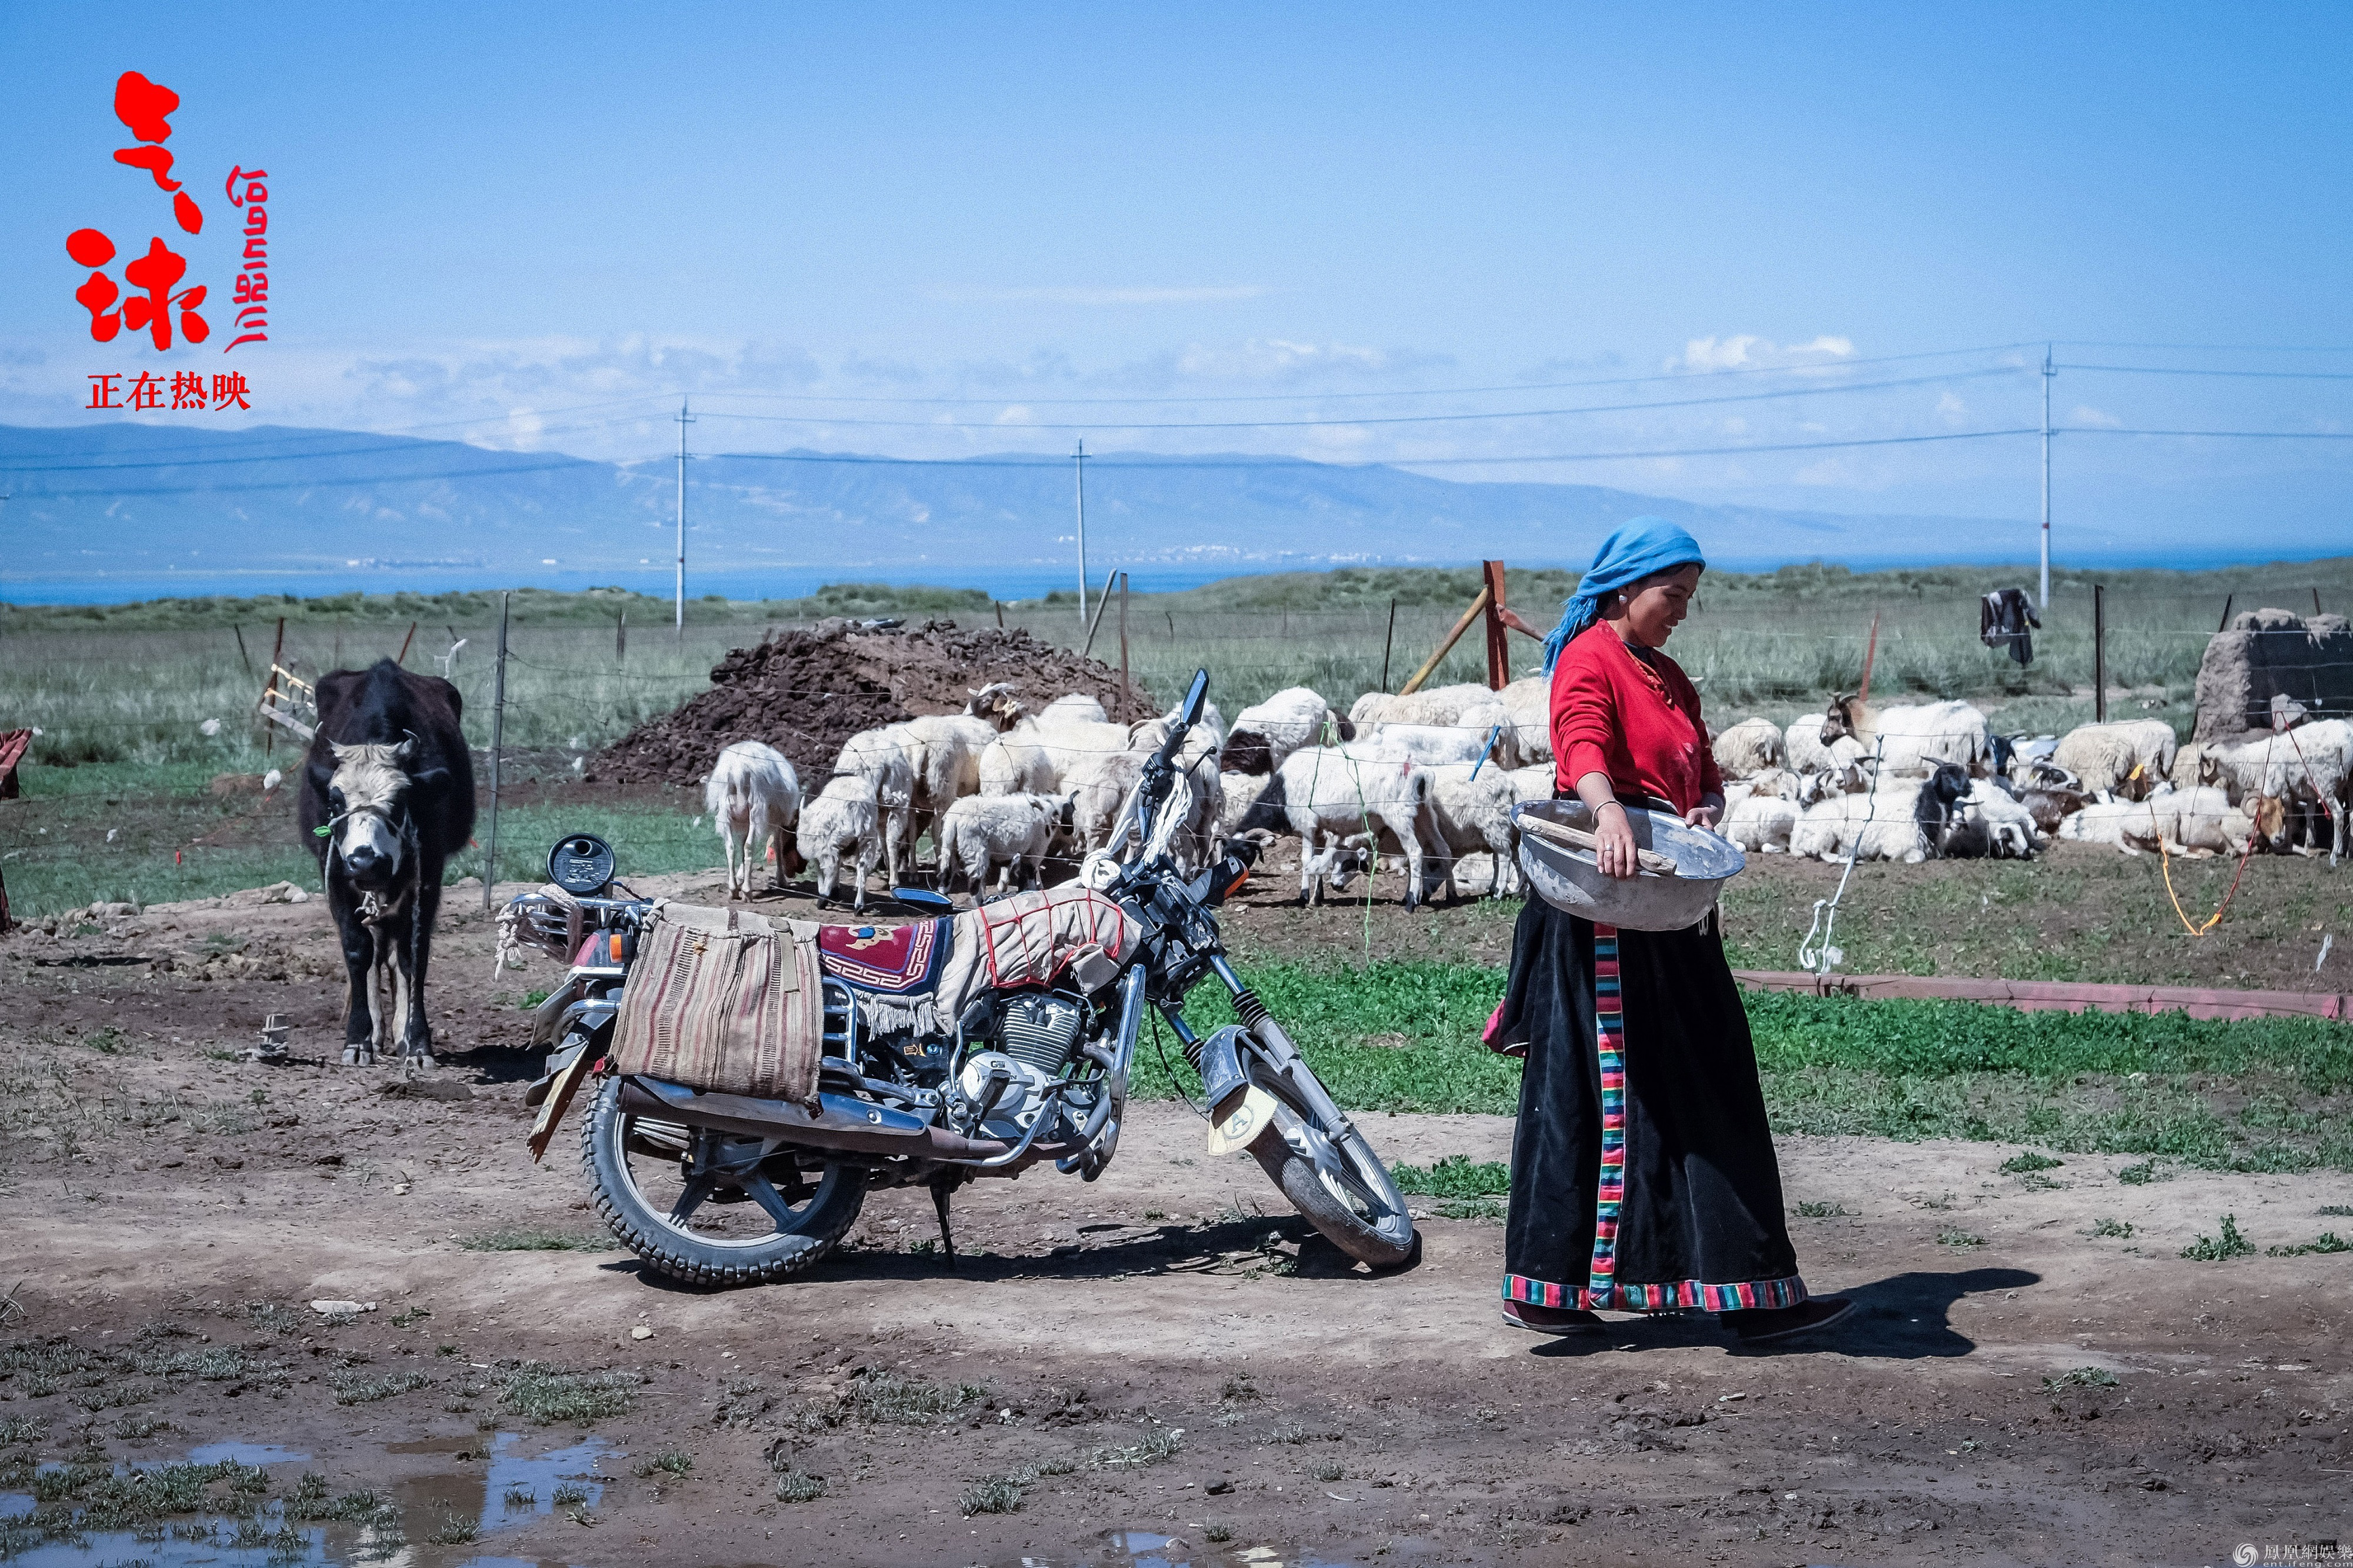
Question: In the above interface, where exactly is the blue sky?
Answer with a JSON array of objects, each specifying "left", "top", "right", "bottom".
[{"left": 4, "top": 2, "right": 2351, "bottom": 556}]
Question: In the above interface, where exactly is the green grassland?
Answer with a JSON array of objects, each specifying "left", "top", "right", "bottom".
[{"left": 1144, "top": 959, "right": 2353, "bottom": 1174}]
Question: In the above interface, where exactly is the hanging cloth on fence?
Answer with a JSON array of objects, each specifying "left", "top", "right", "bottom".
[{"left": 1979, "top": 588, "right": 2041, "bottom": 667}]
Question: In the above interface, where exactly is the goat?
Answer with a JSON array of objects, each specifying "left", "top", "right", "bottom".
[
  {"left": 1223, "top": 687, "right": 1351, "bottom": 775},
  {"left": 705, "top": 740, "right": 804, "bottom": 899}
]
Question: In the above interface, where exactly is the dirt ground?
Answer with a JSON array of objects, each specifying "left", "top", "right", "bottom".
[{"left": 4, "top": 872, "right": 2352, "bottom": 1568}]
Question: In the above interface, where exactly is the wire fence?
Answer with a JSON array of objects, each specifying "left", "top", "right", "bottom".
[{"left": 4, "top": 575, "right": 2348, "bottom": 776}]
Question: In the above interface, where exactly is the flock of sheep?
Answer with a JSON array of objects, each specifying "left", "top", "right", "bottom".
[{"left": 695, "top": 672, "right": 2349, "bottom": 912}]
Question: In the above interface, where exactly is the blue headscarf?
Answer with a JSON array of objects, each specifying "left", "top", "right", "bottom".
[{"left": 1541, "top": 516, "right": 1707, "bottom": 673}]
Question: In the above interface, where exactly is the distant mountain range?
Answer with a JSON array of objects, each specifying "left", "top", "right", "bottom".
[{"left": 0, "top": 419, "right": 2065, "bottom": 592}]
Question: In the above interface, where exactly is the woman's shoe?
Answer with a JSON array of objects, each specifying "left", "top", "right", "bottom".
[
  {"left": 1728, "top": 1297, "right": 1853, "bottom": 1343},
  {"left": 1501, "top": 1300, "right": 1605, "bottom": 1335}
]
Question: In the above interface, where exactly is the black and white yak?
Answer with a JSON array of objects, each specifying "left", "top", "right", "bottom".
[{"left": 298, "top": 660, "right": 475, "bottom": 1066}]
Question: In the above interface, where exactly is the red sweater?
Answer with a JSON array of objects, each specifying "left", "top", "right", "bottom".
[{"left": 1549, "top": 621, "right": 1722, "bottom": 814}]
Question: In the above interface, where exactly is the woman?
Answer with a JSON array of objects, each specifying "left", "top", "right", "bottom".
[{"left": 1486, "top": 517, "right": 1849, "bottom": 1343}]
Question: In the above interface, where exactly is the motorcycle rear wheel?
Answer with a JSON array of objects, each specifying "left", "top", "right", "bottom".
[
  {"left": 583, "top": 1079, "right": 867, "bottom": 1286},
  {"left": 1240, "top": 1027, "right": 1418, "bottom": 1269}
]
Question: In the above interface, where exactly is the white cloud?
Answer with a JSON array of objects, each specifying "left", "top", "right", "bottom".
[
  {"left": 928, "top": 285, "right": 1270, "bottom": 305},
  {"left": 2069, "top": 405, "right": 2123, "bottom": 428},
  {"left": 1171, "top": 338, "right": 1389, "bottom": 381},
  {"left": 1670, "top": 334, "right": 1856, "bottom": 373},
  {"left": 1935, "top": 391, "right": 1968, "bottom": 423}
]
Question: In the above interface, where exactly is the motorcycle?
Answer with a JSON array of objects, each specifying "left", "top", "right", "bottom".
[{"left": 509, "top": 669, "right": 1418, "bottom": 1286}]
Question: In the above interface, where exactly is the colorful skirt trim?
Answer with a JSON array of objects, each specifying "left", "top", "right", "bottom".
[{"left": 1502, "top": 1271, "right": 1808, "bottom": 1314}]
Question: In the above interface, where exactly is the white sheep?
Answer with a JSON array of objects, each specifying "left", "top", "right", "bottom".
[
  {"left": 1711, "top": 716, "right": 1786, "bottom": 779},
  {"left": 1064, "top": 749, "right": 1146, "bottom": 853},
  {"left": 1818, "top": 696, "right": 1991, "bottom": 778},
  {"left": 2053, "top": 723, "right": 2169, "bottom": 800},
  {"left": 979, "top": 715, "right": 1133, "bottom": 796},
  {"left": 1503, "top": 762, "right": 1557, "bottom": 806},
  {"left": 1418, "top": 760, "right": 1523, "bottom": 901},
  {"left": 1784, "top": 716, "right": 1870, "bottom": 791},
  {"left": 2169, "top": 719, "right": 2349, "bottom": 860},
  {"left": 1791, "top": 785, "right": 1931, "bottom": 863},
  {"left": 1720, "top": 793, "right": 1799, "bottom": 854},
  {"left": 2059, "top": 786, "right": 2249, "bottom": 858},
  {"left": 1496, "top": 675, "right": 1552, "bottom": 765},
  {"left": 1039, "top": 692, "right": 1109, "bottom": 725},
  {"left": 938, "top": 792, "right": 1073, "bottom": 895},
  {"left": 1361, "top": 719, "right": 1512, "bottom": 769},
  {"left": 833, "top": 726, "right": 917, "bottom": 885},
  {"left": 704, "top": 740, "right": 804, "bottom": 899},
  {"left": 1222, "top": 687, "right": 1349, "bottom": 775},
  {"left": 795, "top": 774, "right": 884, "bottom": 909},
  {"left": 1349, "top": 682, "right": 1494, "bottom": 729},
  {"left": 1940, "top": 779, "right": 2043, "bottom": 859},
  {"left": 1274, "top": 742, "right": 1435, "bottom": 909}
]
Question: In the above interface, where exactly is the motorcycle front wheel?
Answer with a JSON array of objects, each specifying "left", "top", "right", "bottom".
[
  {"left": 582, "top": 1079, "right": 868, "bottom": 1286},
  {"left": 1238, "top": 1021, "right": 1419, "bottom": 1269}
]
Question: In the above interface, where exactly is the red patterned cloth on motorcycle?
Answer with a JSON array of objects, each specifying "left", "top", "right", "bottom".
[{"left": 607, "top": 900, "right": 825, "bottom": 1107}]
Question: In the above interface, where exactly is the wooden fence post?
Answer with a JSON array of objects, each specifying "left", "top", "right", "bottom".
[
  {"left": 617, "top": 609, "right": 628, "bottom": 662},
  {"left": 1380, "top": 598, "right": 1398, "bottom": 692},
  {"left": 260, "top": 617, "right": 285, "bottom": 755},
  {"left": 1400, "top": 586, "right": 1492, "bottom": 696},
  {"left": 1118, "top": 572, "right": 1130, "bottom": 708},
  {"left": 396, "top": 621, "right": 417, "bottom": 666},
  {"left": 2217, "top": 593, "right": 2234, "bottom": 633},
  {"left": 1481, "top": 561, "right": 1510, "bottom": 690},
  {"left": 233, "top": 623, "right": 252, "bottom": 676}
]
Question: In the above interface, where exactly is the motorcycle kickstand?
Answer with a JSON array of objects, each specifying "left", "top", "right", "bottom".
[{"left": 928, "top": 1174, "right": 961, "bottom": 1268}]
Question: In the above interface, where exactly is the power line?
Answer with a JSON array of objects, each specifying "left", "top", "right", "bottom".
[
  {"left": 694, "top": 341, "right": 2045, "bottom": 406},
  {"left": 689, "top": 367, "right": 2025, "bottom": 433},
  {"left": 2055, "top": 363, "right": 2353, "bottom": 381}
]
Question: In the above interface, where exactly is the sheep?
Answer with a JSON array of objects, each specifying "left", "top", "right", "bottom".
[
  {"left": 1791, "top": 783, "right": 1932, "bottom": 863},
  {"left": 1711, "top": 716, "right": 1786, "bottom": 779},
  {"left": 704, "top": 740, "right": 804, "bottom": 899},
  {"left": 1719, "top": 793, "right": 1800, "bottom": 854},
  {"left": 2052, "top": 722, "right": 2174, "bottom": 801},
  {"left": 979, "top": 714, "right": 1135, "bottom": 797},
  {"left": 1722, "top": 765, "right": 1808, "bottom": 806},
  {"left": 2170, "top": 720, "right": 2349, "bottom": 860},
  {"left": 1222, "top": 687, "right": 1351, "bottom": 775},
  {"left": 898, "top": 711, "right": 998, "bottom": 860},
  {"left": 1273, "top": 742, "right": 1435, "bottom": 909},
  {"left": 795, "top": 774, "right": 884, "bottom": 910},
  {"left": 1361, "top": 719, "right": 1512, "bottom": 769},
  {"left": 1064, "top": 749, "right": 1145, "bottom": 853},
  {"left": 1784, "top": 716, "right": 1870, "bottom": 791},
  {"left": 1348, "top": 682, "right": 1495, "bottom": 730},
  {"left": 1039, "top": 692, "right": 1109, "bottom": 725},
  {"left": 833, "top": 727, "right": 917, "bottom": 886},
  {"left": 1495, "top": 675, "right": 1552, "bottom": 765},
  {"left": 1417, "top": 761, "right": 1524, "bottom": 902},
  {"left": 2059, "top": 789, "right": 2251, "bottom": 857},
  {"left": 1940, "top": 779, "right": 2043, "bottom": 860},
  {"left": 1818, "top": 695, "right": 1992, "bottom": 778},
  {"left": 937, "top": 792, "right": 1074, "bottom": 895},
  {"left": 1503, "top": 762, "right": 1557, "bottom": 806}
]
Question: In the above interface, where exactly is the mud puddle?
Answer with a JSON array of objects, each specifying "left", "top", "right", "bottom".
[{"left": 3, "top": 1433, "right": 612, "bottom": 1567}]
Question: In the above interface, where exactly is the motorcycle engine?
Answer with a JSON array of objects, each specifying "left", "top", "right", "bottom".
[{"left": 956, "top": 992, "right": 1088, "bottom": 1133}]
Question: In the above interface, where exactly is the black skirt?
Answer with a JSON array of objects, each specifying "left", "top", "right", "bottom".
[{"left": 1487, "top": 896, "right": 1805, "bottom": 1313}]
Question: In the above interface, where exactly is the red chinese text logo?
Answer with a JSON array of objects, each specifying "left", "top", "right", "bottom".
[{"left": 65, "top": 71, "right": 209, "bottom": 351}]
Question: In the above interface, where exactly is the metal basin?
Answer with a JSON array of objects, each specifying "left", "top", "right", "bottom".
[{"left": 1513, "top": 799, "right": 1746, "bottom": 932}]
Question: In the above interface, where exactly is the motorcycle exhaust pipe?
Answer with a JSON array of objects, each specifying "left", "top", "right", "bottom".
[{"left": 619, "top": 1079, "right": 1013, "bottom": 1162}]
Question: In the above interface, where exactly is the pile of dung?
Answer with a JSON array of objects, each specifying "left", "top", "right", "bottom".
[{"left": 589, "top": 619, "right": 1159, "bottom": 788}]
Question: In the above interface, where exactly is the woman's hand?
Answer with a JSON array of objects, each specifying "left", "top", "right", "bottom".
[
  {"left": 1591, "top": 800, "right": 1642, "bottom": 879},
  {"left": 1684, "top": 796, "right": 1723, "bottom": 831}
]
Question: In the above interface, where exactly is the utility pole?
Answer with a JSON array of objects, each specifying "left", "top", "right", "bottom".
[
  {"left": 2039, "top": 345, "right": 2054, "bottom": 610},
  {"left": 675, "top": 397, "right": 695, "bottom": 633},
  {"left": 1074, "top": 439, "right": 1089, "bottom": 628}
]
